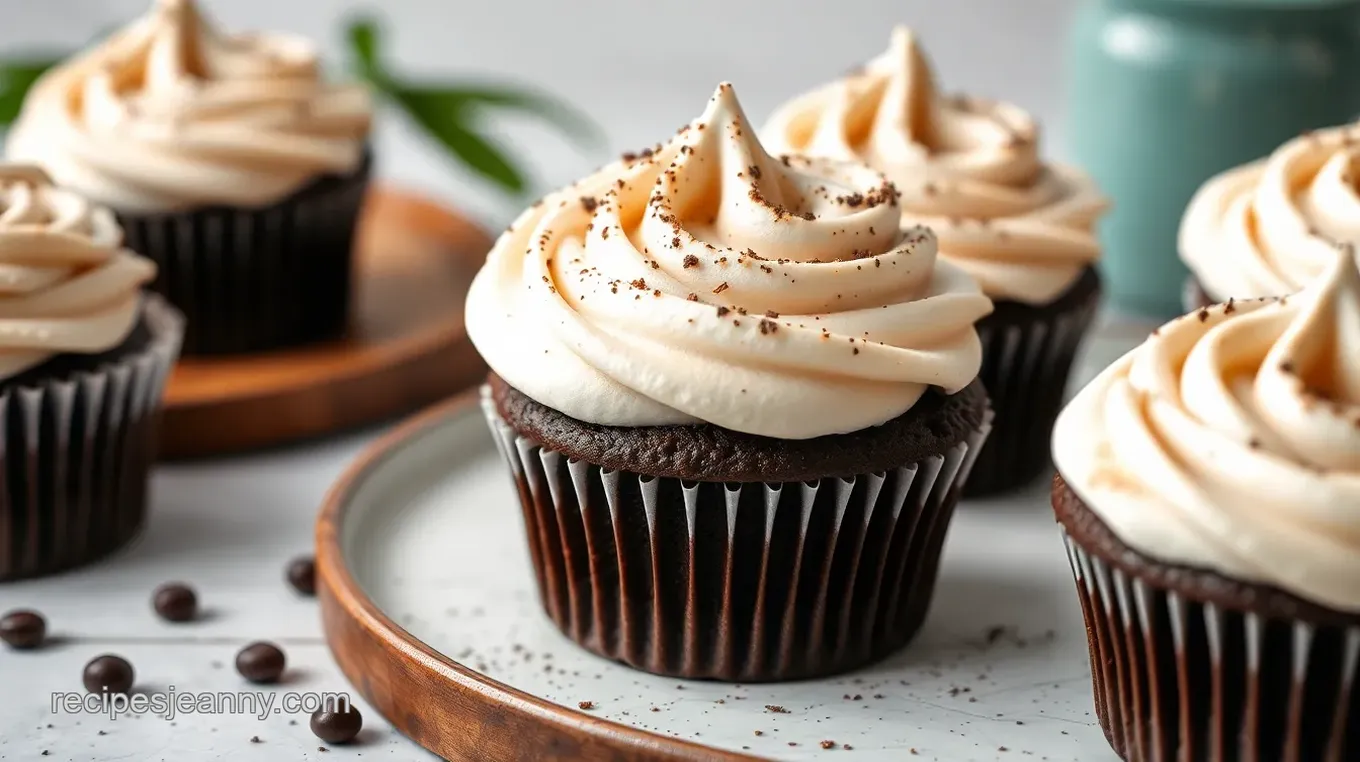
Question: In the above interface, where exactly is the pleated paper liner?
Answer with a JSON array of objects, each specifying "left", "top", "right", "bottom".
[
  {"left": 1053, "top": 475, "right": 1359, "bottom": 762},
  {"left": 0, "top": 294, "right": 183, "bottom": 581},
  {"left": 119, "top": 155, "right": 372, "bottom": 356},
  {"left": 482, "top": 387, "right": 993, "bottom": 682},
  {"left": 965, "top": 266, "right": 1101, "bottom": 497}
]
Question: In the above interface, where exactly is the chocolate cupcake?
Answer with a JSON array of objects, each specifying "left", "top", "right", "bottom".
[
  {"left": 469, "top": 84, "right": 994, "bottom": 681},
  {"left": 0, "top": 165, "right": 183, "bottom": 580},
  {"left": 1051, "top": 251, "right": 1360, "bottom": 761},
  {"left": 4, "top": 0, "right": 372, "bottom": 355},
  {"left": 1180, "top": 123, "right": 1360, "bottom": 311},
  {"left": 763, "top": 27, "right": 1109, "bottom": 496}
]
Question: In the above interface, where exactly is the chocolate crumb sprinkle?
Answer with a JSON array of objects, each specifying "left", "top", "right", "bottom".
[
  {"left": 577, "top": 701, "right": 595, "bottom": 710},
  {"left": 683, "top": 254, "right": 699, "bottom": 268},
  {"left": 765, "top": 705, "right": 789, "bottom": 714},
  {"left": 748, "top": 164, "right": 762, "bottom": 180},
  {"left": 713, "top": 282, "right": 730, "bottom": 295},
  {"left": 716, "top": 306, "right": 731, "bottom": 317},
  {"left": 579, "top": 196, "right": 598, "bottom": 213},
  {"left": 821, "top": 740, "right": 836, "bottom": 750}
]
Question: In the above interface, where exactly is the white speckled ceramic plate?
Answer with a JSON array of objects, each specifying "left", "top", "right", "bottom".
[{"left": 315, "top": 328, "right": 1143, "bottom": 762}]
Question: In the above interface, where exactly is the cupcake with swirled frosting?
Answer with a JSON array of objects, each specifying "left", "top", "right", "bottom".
[
  {"left": 1180, "top": 123, "right": 1360, "bottom": 310},
  {"left": 764, "top": 26, "right": 1109, "bottom": 496},
  {"left": 471, "top": 83, "right": 994, "bottom": 681},
  {"left": 5, "top": 0, "right": 373, "bottom": 354},
  {"left": 1051, "top": 250, "right": 1360, "bottom": 762},
  {"left": 0, "top": 164, "right": 182, "bottom": 580}
]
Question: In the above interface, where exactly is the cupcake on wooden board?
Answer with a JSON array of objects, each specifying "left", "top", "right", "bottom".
[
  {"left": 4, "top": 0, "right": 372, "bottom": 355},
  {"left": 469, "top": 83, "right": 994, "bottom": 682},
  {"left": 0, "top": 164, "right": 182, "bottom": 580},
  {"left": 764, "top": 26, "right": 1108, "bottom": 496},
  {"left": 1051, "top": 250, "right": 1360, "bottom": 761},
  {"left": 1180, "top": 123, "right": 1360, "bottom": 310}
]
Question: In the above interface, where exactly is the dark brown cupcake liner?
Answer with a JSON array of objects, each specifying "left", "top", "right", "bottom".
[
  {"left": 1054, "top": 478, "right": 1359, "bottom": 762},
  {"left": 0, "top": 294, "right": 183, "bottom": 581},
  {"left": 482, "top": 386, "right": 993, "bottom": 682},
  {"left": 965, "top": 269, "right": 1101, "bottom": 497},
  {"left": 119, "top": 154, "right": 372, "bottom": 356}
]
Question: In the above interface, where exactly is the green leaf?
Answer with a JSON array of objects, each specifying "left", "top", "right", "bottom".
[
  {"left": 392, "top": 87, "right": 526, "bottom": 192},
  {"left": 344, "top": 18, "right": 385, "bottom": 84},
  {"left": 0, "top": 59, "right": 59, "bottom": 127},
  {"left": 429, "top": 85, "right": 603, "bottom": 148}
]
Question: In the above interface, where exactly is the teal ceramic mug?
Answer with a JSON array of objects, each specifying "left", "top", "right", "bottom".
[{"left": 1067, "top": 0, "right": 1360, "bottom": 318}]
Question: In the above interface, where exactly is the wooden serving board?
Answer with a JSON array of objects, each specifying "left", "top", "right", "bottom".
[{"left": 159, "top": 187, "right": 492, "bottom": 459}]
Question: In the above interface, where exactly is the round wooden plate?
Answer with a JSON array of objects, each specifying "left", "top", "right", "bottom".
[
  {"left": 316, "top": 390, "right": 747, "bottom": 762},
  {"left": 314, "top": 388, "right": 1112, "bottom": 762},
  {"left": 159, "top": 186, "right": 492, "bottom": 459}
]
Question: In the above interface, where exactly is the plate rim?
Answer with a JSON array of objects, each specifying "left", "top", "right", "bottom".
[{"left": 315, "top": 387, "right": 757, "bottom": 761}]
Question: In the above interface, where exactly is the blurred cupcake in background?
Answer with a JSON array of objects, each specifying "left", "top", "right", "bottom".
[
  {"left": 5, "top": 0, "right": 373, "bottom": 355},
  {"left": 764, "top": 26, "right": 1108, "bottom": 496},
  {"left": 1051, "top": 249, "right": 1360, "bottom": 762},
  {"left": 0, "top": 164, "right": 182, "bottom": 580},
  {"left": 471, "top": 83, "right": 994, "bottom": 681},
  {"left": 1180, "top": 123, "right": 1360, "bottom": 310}
]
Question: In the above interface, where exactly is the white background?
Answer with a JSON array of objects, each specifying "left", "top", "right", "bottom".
[{"left": 2, "top": 0, "right": 1083, "bottom": 225}]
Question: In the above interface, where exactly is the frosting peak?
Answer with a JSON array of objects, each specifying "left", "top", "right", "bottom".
[
  {"left": 764, "top": 26, "right": 1108, "bottom": 305},
  {"left": 5, "top": 0, "right": 372, "bottom": 212},
  {"left": 0, "top": 164, "right": 156, "bottom": 379},
  {"left": 1053, "top": 250, "right": 1360, "bottom": 612},
  {"left": 466, "top": 83, "right": 992, "bottom": 440},
  {"left": 1180, "top": 124, "right": 1360, "bottom": 301}
]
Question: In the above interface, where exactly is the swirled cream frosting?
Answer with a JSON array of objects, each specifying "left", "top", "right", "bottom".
[
  {"left": 5, "top": 0, "right": 372, "bottom": 212},
  {"left": 466, "top": 83, "right": 992, "bottom": 440},
  {"left": 1053, "top": 250, "right": 1360, "bottom": 612},
  {"left": 763, "top": 27, "right": 1107, "bottom": 306},
  {"left": 1181, "top": 124, "right": 1360, "bottom": 302},
  {"left": 0, "top": 164, "right": 157, "bottom": 380}
]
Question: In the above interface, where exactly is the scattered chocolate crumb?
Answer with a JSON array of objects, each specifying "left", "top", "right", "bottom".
[
  {"left": 578, "top": 701, "right": 595, "bottom": 710},
  {"left": 683, "top": 254, "right": 699, "bottom": 268},
  {"left": 579, "top": 196, "right": 599, "bottom": 213},
  {"left": 801, "top": 211, "right": 816, "bottom": 221},
  {"left": 986, "top": 625, "right": 1007, "bottom": 644},
  {"left": 873, "top": 694, "right": 884, "bottom": 700},
  {"left": 686, "top": 293, "right": 699, "bottom": 302},
  {"left": 821, "top": 740, "right": 836, "bottom": 750},
  {"left": 1224, "top": 298, "right": 1236, "bottom": 314},
  {"left": 765, "top": 705, "right": 789, "bottom": 714},
  {"left": 843, "top": 745, "right": 853, "bottom": 751},
  {"left": 672, "top": 236, "right": 681, "bottom": 248},
  {"left": 250, "top": 736, "right": 262, "bottom": 744},
  {"left": 630, "top": 278, "right": 648, "bottom": 291},
  {"left": 765, "top": 310, "right": 779, "bottom": 318},
  {"left": 1280, "top": 361, "right": 1296, "bottom": 374},
  {"left": 713, "top": 282, "right": 730, "bottom": 295},
  {"left": 748, "top": 164, "right": 762, "bottom": 180},
  {"left": 1198, "top": 307, "right": 1210, "bottom": 322},
  {"left": 650, "top": 707, "right": 660, "bottom": 713},
  {"left": 754, "top": 730, "right": 763, "bottom": 736},
  {"left": 1249, "top": 438, "right": 1262, "bottom": 449},
  {"left": 759, "top": 320, "right": 778, "bottom": 335},
  {"left": 716, "top": 306, "right": 731, "bottom": 317},
  {"left": 601, "top": 227, "right": 610, "bottom": 240}
]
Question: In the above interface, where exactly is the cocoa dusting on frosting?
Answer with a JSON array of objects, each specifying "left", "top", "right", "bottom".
[
  {"left": 1053, "top": 252, "right": 1360, "bottom": 612},
  {"left": 763, "top": 25, "right": 1106, "bottom": 305},
  {"left": 466, "top": 83, "right": 991, "bottom": 439}
]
